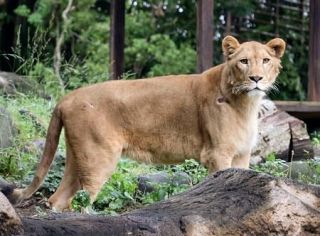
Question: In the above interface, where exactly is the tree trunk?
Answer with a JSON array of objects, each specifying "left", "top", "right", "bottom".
[
  {"left": 196, "top": 0, "right": 213, "bottom": 73},
  {"left": 16, "top": 169, "right": 320, "bottom": 235},
  {"left": 0, "top": 0, "right": 20, "bottom": 72},
  {"left": 110, "top": 0, "right": 125, "bottom": 80},
  {"left": 308, "top": 0, "right": 320, "bottom": 101}
]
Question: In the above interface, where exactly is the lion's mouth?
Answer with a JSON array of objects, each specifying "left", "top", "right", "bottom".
[
  {"left": 247, "top": 87, "right": 266, "bottom": 96},
  {"left": 232, "top": 85, "right": 266, "bottom": 95},
  {"left": 252, "top": 87, "right": 264, "bottom": 91}
]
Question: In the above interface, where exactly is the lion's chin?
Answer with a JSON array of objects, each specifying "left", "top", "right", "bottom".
[{"left": 247, "top": 89, "right": 265, "bottom": 97}]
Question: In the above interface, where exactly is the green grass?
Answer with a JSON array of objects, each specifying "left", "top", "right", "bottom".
[{"left": 0, "top": 95, "right": 55, "bottom": 181}]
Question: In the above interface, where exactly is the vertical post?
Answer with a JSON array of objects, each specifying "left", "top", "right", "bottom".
[
  {"left": 196, "top": 0, "right": 213, "bottom": 73},
  {"left": 275, "top": 0, "right": 280, "bottom": 37},
  {"left": 0, "top": 0, "right": 19, "bottom": 71},
  {"left": 110, "top": 0, "right": 125, "bottom": 80},
  {"left": 308, "top": 0, "right": 320, "bottom": 101}
]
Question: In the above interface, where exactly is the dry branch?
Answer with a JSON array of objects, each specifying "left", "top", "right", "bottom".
[{"left": 53, "top": 0, "right": 74, "bottom": 92}]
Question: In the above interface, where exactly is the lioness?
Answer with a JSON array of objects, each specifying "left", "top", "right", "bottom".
[{"left": 6, "top": 36, "right": 285, "bottom": 211}]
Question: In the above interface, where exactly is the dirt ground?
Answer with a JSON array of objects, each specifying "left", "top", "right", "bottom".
[{"left": 15, "top": 196, "right": 52, "bottom": 218}]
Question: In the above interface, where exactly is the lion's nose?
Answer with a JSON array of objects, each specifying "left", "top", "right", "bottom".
[{"left": 249, "top": 76, "right": 263, "bottom": 82}]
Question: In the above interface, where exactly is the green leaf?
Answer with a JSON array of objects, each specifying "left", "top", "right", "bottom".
[{"left": 14, "top": 5, "right": 31, "bottom": 17}]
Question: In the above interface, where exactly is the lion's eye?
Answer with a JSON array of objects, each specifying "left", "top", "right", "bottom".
[
  {"left": 240, "top": 59, "right": 248, "bottom": 64},
  {"left": 263, "top": 58, "right": 270, "bottom": 64}
]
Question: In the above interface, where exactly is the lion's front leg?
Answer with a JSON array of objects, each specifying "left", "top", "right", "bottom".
[
  {"left": 200, "top": 147, "right": 235, "bottom": 173},
  {"left": 231, "top": 152, "right": 251, "bottom": 169}
]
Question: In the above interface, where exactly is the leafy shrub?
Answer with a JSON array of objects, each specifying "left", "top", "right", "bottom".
[
  {"left": 93, "top": 171, "right": 138, "bottom": 214},
  {"left": 252, "top": 153, "right": 289, "bottom": 177},
  {"left": 72, "top": 190, "right": 91, "bottom": 212},
  {"left": 141, "top": 182, "right": 189, "bottom": 205},
  {"left": 252, "top": 152, "right": 320, "bottom": 185},
  {"left": 311, "top": 131, "right": 320, "bottom": 145},
  {"left": 172, "top": 159, "right": 208, "bottom": 185},
  {"left": 91, "top": 159, "right": 146, "bottom": 214},
  {"left": 69, "top": 159, "right": 208, "bottom": 214}
]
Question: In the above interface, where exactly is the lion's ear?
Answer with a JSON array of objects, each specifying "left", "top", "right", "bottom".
[
  {"left": 266, "top": 38, "right": 286, "bottom": 58},
  {"left": 222, "top": 36, "right": 240, "bottom": 58}
]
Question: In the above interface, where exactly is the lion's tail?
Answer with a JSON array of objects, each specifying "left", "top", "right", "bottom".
[{"left": 6, "top": 106, "right": 63, "bottom": 204}]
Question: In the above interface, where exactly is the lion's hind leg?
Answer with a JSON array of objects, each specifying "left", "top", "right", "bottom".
[
  {"left": 75, "top": 140, "right": 123, "bottom": 205},
  {"left": 48, "top": 143, "right": 81, "bottom": 211}
]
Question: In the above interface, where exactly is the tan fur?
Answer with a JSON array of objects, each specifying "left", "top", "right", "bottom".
[{"left": 9, "top": 36, "right": 285, "bottom": 211}]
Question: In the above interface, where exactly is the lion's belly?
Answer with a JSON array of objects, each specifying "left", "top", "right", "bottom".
[
  {"left": 122, "top": 133, "right": 202, "bottom": 164},
  {"left": 123, "top": 149, "right": 198, "bottom": 164}
]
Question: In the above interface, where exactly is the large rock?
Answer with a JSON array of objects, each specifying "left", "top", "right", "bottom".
[
  {"left": 138, "top": 171, "right": 192, "bottom": 193},
  {"left": 19, "top": 169, "right": 320, "bottom": 235},
  {"left": 0, "top": 72, "right": 35, "bottom": 95},
  {"left": 0, "top": 107, "right": 17, "bottom": 148},
  {"left": 0, "top": 191, "right": 23, "bottom": 235},
  {"left": 0, "top": 71, "right": 47, "bottom": 97}
]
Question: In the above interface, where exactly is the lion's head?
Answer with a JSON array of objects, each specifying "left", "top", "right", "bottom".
[{"left": 222, "top": 36, "right": 286, "bottom": 97}]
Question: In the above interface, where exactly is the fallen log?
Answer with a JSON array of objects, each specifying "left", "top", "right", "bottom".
[
  {"left": 252, "top": 99, "right": 314, "bottom": 164},
  {"left": 0, "top": 192, "right": 23, "bottom": 235},
  {"left": 14, "top": 169, "right": 320, "bottom": 235}
]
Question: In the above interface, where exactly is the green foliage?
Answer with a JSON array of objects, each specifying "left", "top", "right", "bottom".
[
  {"left": 0, "top": 96, "right": 54, "bottom": 181},
  {"left": 14, "top": 5, "right": 31, "bottom": 18},
  {"left": 125, "top": 10, "right": 196, "bottom": 78},
  {"left": 27, "top": 0, "right": 55, "bottom": 27},
  {"left": 72, "top": 190, "right": 91, "bottom": 212},
  {"left": 216, "top": 0, "right": 255, "bottom": 16},
  {"left": 252, "top": 153, "right": 320, "bottom": 185},
  {"left": 10, "top": 0, "right": 109, "bottom": 96},
  {"left": 252, "top": 153, "right": 289, "bottom": 177},
  {"left": 93, "top": 159, "right": 145, "bottom": 214},
  {"left": 28, "top": 62, "right": 63, "bottom": 98},
  {"left": 141, "top": 181, "right": 189, "bottom": 205},
  {"left": 147, "top": 34, "right": 196, "bottom": 77},
  {"left": 139, "top": 159, "right": 207, "bottom": 205},
  {"left": 68, "top": 158, "right": 208, "bottom": 214},
  {"left": 297, "top": 160, "right": 320, "bottom": 185},
  {"left": 0, "top": 141, "right": 35, "bottom": 180},
  {"left": 66, "top": 21, "right": 110, "bottom": 89},
  {"left": 94, "top": 171, "right": 138, "bottom": 214},
  {"left": 269, "top": 49, "right": 305, "bottom": 100},
  {"left": 171, "top": 159, "right": 208, "bottom": 185},
  {"left": 311, "top": 131, "right": 320, "bottom": 145}
]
